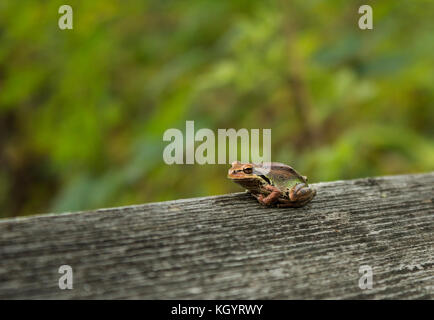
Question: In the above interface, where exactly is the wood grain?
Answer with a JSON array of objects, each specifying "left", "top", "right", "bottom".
[{"left": 0, "top": 173, "right": 433, "bottom": 299}]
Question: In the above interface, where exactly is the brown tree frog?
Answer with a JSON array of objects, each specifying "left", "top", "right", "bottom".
[{"left": 228, "top": 161, "right": 316, "bottom": 207}]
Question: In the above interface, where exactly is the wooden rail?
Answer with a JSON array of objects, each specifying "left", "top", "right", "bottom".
[{"left": 0, "top": 173, "right": 433, "bottom": 299}]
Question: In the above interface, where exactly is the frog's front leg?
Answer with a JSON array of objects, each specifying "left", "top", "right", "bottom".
[{"left": 256, "top": 185, "right": 282, "bottom": 206}]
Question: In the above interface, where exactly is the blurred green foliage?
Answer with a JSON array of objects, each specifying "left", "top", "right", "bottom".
[{"left": 0, "top": 0, "right": 433, "bottom": 218}]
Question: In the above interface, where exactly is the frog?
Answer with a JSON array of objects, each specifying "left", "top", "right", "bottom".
[{"left": 227, "top": 161, "right": 316, "bottom": 208}]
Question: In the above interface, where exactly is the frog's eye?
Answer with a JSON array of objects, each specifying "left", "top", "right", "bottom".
[{"left": 243, "top": 167, "right": 253, "bottom": 174}]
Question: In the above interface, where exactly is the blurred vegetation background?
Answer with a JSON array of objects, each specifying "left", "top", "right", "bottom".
[{"left": 0, "top": 0, "right": 433, "bottom": 218}]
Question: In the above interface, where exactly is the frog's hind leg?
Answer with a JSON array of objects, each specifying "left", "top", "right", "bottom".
[
  {"left": 289, "top": 183, "right": 316, "bottom": 202},
  {"left": 276, "top": 183, "right": 316, "bottom": 208}
]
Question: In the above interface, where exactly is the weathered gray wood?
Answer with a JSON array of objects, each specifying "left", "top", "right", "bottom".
[{"left": 0, "top": 173, "right": 433, "bottom": 299}]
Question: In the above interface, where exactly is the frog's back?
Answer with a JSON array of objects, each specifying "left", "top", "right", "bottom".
[{"left": 257, "top": 162, "right": 306, "bottom": 190}]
